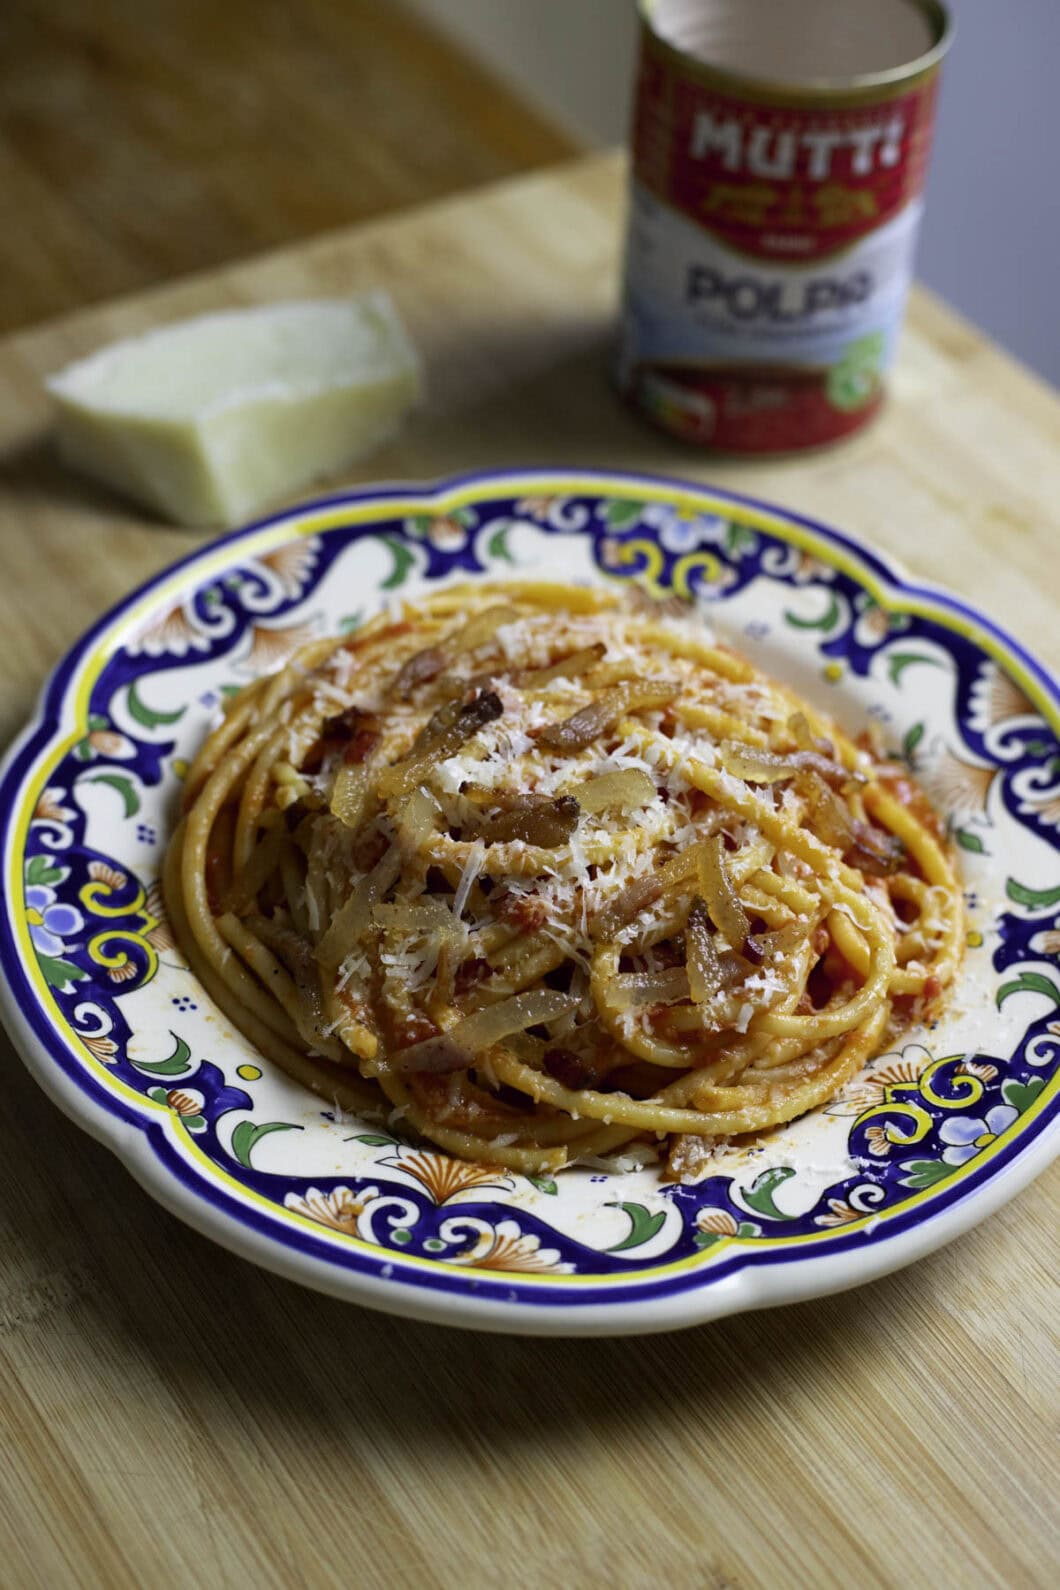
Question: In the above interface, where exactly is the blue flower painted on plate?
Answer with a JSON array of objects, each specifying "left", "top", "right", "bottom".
[
  {"left": 939, "top": 1105, "right": 1019, "bottom": 1165},
  {"left": 25, "top": 884, "right": 83, "bottom": 958},
  {"left": 641, "top": 501, "right": 728, "bottom": 553}
]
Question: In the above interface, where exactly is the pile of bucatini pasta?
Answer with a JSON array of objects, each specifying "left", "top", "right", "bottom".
[{"left": 165, "top": 582, "right": 961, "bottom": 1178}]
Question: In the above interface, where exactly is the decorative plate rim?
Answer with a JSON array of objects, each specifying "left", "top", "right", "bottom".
[{"left": 1, "top": 466, "right": 1058, "bottom": 1336}]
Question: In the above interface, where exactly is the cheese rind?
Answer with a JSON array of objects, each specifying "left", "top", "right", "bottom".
[{"left": 47, "top": 295, "right": 423, "bottom": 528}]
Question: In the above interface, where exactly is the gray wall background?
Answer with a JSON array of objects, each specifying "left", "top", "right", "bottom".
[{"left": 407, "top": 0, "right": 1059, "bottom": 386}]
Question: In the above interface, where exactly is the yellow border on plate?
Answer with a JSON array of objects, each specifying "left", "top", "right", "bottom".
[{"left": 7, "top": 474, "right": 1060, "bottom": 1287}]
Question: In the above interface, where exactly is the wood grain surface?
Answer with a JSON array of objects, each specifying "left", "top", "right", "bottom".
[
  {"left": 0, "top": 153, "right": 1057, "bottom": 1589},
  {"left": 0, "top": 0, "right": 575, "bottom": 336}
]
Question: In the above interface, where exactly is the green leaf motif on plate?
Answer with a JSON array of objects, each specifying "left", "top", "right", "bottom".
[
  {"left": 378, "top": 533, "right": 417, "bottom": 591},
  {"left": 996, "top": 972, "right": 1060, "bottom": 1012},
  {"left": 955, "top": 828, "right": 987, "bottom": 855},
  {"left": 37, "top": 953, "right": 88, "bottom": 992},
  {"left": 132, "top": 1033, "right": 193, "bottom": 1076},
  {"left": 82, "top": 772, "right": 140, "bottom": 817},
  {"left": 724, "top": 522, "right": 758, "bottom": 557},
  {"left": 486, "top": 522, "right": 516, "bottom": 564},
  {"left": 126, "top": 680, "right": 186, "bottom": 729},
  {"left": 230, "top": 1119, "right": 302, "bottom": 1168},
  {"left": 607, "top": 1201, "right": 667, "bottom": 1252},
  {"left": 601, "top": 499, "right": 643, "bottom": 530},
  {"left": 902, "top": 722, "right": 925, "bottom": 763},
  {"left": 886, "top": 652, "right": 943, "bottom": 687},
  {"left": 741, "top": 1165, "right": 797, "bottom": 1220},
  {"left": 1005, "top": 878, "right": 1060, "bottom": 910},
  {"left": 528, "top": 1176, "right": 558, "bottom": 1196},
  {"left": 784, "top": 592, "right": 841, "bottom": 633},
  {"left": 25, "top": 854, "right": 66, "bottom": 887},
  {"left": 1001, "top": 1076, "right": 1046, "bottom": 1113},
  {"left": 899, "top": 1159, "right": 958, "bottom": 1190},
  {"left": 352, "top": 1133, "right": 398, "bottom": 1148}
]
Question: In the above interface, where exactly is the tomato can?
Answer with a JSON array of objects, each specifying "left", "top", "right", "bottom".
[{"left": 617, "top": 0, "right": 954, "bottom": 452}]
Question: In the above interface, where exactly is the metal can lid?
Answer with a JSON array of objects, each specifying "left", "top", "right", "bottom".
[{"left": 641, "top": 0, "right": 954, "bottom": 103}]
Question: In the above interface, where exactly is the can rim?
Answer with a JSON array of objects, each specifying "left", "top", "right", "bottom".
[{"left": 639, "top": 0, "right": 954, "bottom": 102}]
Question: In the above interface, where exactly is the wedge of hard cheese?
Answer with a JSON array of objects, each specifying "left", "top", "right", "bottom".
[{"left": 47, "top": 294, "right": 423, "bottom": 528}]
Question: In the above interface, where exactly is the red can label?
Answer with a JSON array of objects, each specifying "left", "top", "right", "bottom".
[{"left": 618, "top": 34, "right": 942, "bottom": 452}]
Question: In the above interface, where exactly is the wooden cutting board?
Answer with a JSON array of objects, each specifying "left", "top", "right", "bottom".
[{"left": 0, "top": 152, "right": 1056, "bottom": 1588}]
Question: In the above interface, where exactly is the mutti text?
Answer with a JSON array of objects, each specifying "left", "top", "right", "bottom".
[
  {"left": 689, "top": 113, "right": 905, "bottom": 180},
  {"left": 687, "top": 266, "right": 873, "bottom": 321}
]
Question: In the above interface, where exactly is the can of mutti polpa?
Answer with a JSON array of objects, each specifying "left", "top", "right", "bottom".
[{"left": 617, "top": 0, "right": 954, "bottom": 452}]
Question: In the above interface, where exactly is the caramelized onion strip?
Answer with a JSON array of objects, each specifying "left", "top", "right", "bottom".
[
  {"left": 538, "top": 680, "right": 679, "bottom": 751},
  {"left": 720, "top": 741, "right": 863, "bottom": 790},
  {"left": 377, "top": 691, "right": 503, "bottom": 800},
  {"left": 315, "top": 845, "right": 401, "bottom": 970},
  {"left": 330, "top": 762, "right": 370, "bottom": 830},
  {"left": 576, "top": 769, "right": 656, "bottom": 814},
  {"left": 605, "top": 967, "right": 691, "bottom": 1010},
  {"left": 461, "top": 791, "right": 580, "bottom": 848},
  {"left": 697, "top": 836, "right": 750, "bottom": 949},
  {"left": 393, "top": 990, "right": 581, "bottom": 1074},
  {"left": 686, "top": 897, "right": 722, "bottom": 1003}
]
